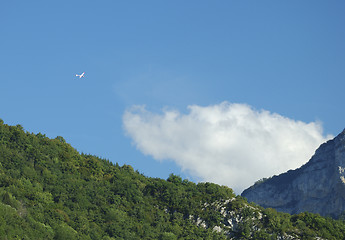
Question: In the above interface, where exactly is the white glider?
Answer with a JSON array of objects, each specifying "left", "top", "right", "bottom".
[{"left": 76, "top": 72, "right": 85, "bottom": 78}]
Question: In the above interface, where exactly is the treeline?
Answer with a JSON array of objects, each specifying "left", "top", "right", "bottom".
[{"left": 0, "top": 119, "right": 345, "bottom": 239}]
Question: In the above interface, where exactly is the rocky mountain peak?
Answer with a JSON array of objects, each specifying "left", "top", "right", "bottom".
[{"left": 242, "top": 129, "right": 345, "bottom": 218}]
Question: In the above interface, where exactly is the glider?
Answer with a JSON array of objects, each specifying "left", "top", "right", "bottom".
[{"left": 76, "top": 72, "right": 85, "bottom": 78}]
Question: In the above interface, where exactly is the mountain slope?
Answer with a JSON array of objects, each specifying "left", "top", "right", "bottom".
[
  {"left": 242, "top": 129, "right": 345, "bottom": 219},
  {"left": 1, "top": 119, "right": 345, "bottom": 239}
]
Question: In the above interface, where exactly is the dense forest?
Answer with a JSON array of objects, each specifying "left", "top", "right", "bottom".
[{"left": 0, "top": 119, "right": 345, "bottom": 239}]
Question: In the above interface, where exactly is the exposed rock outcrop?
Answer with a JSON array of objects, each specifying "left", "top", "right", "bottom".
[{"left": 242, "top": 129, "right": 345, "bottom": 218}]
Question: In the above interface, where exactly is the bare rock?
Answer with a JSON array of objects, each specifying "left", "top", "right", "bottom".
[{"left": 242, "top": 129, "right": 345, "bottom": 218}]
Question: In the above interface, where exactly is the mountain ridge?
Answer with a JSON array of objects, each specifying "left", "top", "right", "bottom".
[{"left": 1, "top": 118, "right": 345, "bottom": 239}]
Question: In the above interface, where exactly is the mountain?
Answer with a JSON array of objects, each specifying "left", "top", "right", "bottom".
[
  {"left": 242, "top": 129, "right": 345, "bottom": 219},
  {"left": 1, "top": 119, "right": 345, "bottom": 239}
]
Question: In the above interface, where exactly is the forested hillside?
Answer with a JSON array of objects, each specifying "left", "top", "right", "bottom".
[{"left": 1, "top": 119, "right": 345, "bottom": 239}]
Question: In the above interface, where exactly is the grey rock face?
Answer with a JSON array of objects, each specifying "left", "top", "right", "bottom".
[{"left": 242, "top": 129, "right": 345, "bottom": 218}]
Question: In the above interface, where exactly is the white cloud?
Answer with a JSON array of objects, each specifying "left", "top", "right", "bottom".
[{"left": 123, "top": 102, "right": 332, "bottom": 194}]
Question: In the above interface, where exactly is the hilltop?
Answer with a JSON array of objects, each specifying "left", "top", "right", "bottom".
[{"left": 1, "top": 119, "right": 345, "bottom": 239}]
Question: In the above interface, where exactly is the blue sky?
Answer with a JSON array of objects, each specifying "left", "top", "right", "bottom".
[{"left": 1, "top": 1, "right": 344, "bottom": 192}]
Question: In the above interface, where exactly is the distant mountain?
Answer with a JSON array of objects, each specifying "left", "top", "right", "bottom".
[
  {"left": 242, "top": 129, "right": 345, "bottom": 219},
  {"left": 1, "top": 118, "right": 345, "bottom": 239}
]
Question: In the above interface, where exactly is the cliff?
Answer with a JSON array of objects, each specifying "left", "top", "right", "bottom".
[{"left": 242, "top": 129, "right": 345, "bottom": 218}]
